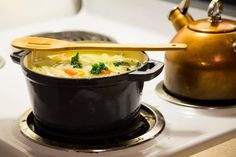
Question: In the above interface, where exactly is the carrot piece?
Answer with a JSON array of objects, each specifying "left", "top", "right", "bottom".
[
  {"left": 64, "top": 69, "right": 77, "bottom": 76},
  {"left": 101, "top": 70, "right": 111, "bottom": 75}
]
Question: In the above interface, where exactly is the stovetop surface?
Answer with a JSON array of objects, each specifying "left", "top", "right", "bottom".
[{"left": 0, "top": 0, "right": 236, "bottom": 157}]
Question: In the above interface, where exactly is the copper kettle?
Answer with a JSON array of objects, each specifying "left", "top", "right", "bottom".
[{"left": 164, "top": 0, "right": 236, "bottom": 100}]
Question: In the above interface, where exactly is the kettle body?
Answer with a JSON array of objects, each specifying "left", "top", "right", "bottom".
[{"left": 164, "top": 0, "right": 236, "bottom": 100}]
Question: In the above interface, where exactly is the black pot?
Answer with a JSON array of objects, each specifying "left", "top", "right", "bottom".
[{"left": 11, "top": 49, "right": 163, "bottom": 139}]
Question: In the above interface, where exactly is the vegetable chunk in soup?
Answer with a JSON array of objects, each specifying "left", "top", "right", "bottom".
[{"left": 31, "top": 52, "right": 142, "bottom": 78}]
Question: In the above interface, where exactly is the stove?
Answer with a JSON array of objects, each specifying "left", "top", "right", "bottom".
[{"left": 0, "top": 0, "right": 236, "bottom": 157}]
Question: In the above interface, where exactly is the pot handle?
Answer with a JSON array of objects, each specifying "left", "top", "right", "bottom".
[
  {"left": 128, "top": 59, "right": 164, "bottom": 81},
  {"left": 10, "top": 50, "right": 28, "bottom": 64}
]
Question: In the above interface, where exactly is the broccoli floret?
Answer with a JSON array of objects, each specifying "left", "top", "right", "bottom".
[
  {"left": 71, "top": 52, "right": 82, "bottom": 68},
  {"left": 90, "top": 62, "right": 108, "bottom": 74}
]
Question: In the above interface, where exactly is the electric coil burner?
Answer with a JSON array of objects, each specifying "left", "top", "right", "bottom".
[
  {"left": 156, "top": 81, "right": 236, "bottom": 109},
  {"left": 19, "top": 103, "right": 165, "bottom": 153},
  {"left": 32, "top": 31, "right": 116, "bottom": 43}
]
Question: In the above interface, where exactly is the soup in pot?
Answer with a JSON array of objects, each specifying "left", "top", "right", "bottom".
[{"left": 30, "top": 51, "right": 142, "bottom": 78}]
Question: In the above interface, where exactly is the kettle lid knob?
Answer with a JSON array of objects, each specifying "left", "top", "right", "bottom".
[{"left": 208, "top": 0, "right": 223, "bottom": 24}]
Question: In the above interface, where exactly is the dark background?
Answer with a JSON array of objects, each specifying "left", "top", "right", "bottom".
[
  {"left": 201, "top": 0, "right": 236, "bottom": 5},
  {"left": 164, "top": 0, "right": 236, "bottom": 17}
]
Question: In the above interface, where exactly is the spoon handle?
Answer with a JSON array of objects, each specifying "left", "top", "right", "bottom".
[
  {"left": 66, "top": 43, "right": 186, "bottom": 51},
  {"left": 11, "top": 37, "right": 187, "bottom": 51}
]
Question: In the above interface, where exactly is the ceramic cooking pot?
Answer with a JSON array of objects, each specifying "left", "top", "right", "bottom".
[{"left": 11, "top": 49, "right": 164, "bottom": 140}]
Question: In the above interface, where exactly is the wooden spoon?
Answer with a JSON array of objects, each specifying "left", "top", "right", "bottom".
[{"left": 11, "top": 37, "right": 187, "bottom": 51}]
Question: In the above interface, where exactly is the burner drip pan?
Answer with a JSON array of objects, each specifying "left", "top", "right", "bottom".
[
  {"left": 19, "top": 103, "right": 165, "bottom": 153},
  {"left": 156, "top": 81, "right": 236, "bottom": 109}
]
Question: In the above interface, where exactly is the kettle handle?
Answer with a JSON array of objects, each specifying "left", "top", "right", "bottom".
[{"left": 178, "top": 0, "right": 192, "bottom": 14}]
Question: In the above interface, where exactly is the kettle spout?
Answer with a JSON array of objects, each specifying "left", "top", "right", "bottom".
[{"left": 168, "top": 0, "right": 194, "bottom": 31}]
